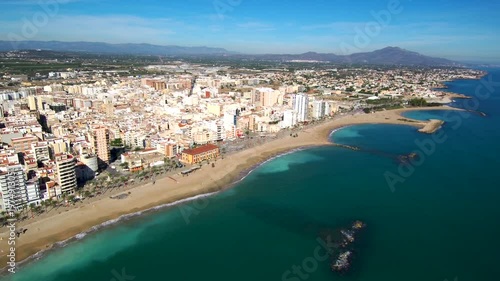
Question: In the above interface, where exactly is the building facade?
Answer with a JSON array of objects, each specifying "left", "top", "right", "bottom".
[
  {"left": 0, "top": 164, "right": 28, "bottom": 212},
  {"left": 54, "top": 153, "right": 77, "bottom": 195},
  {"left": 293, "top": 93, "right": 309, "bottom": 122},
  {"left": 89, "top": 126, "right": 110, "bottom": 165},
  {"left": 181, "top": 144, "right": 220, "bottom": 164}
]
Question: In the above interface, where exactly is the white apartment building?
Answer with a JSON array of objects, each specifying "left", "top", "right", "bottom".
[
  {"left": 312, "top": 100, "right": 330, "bottom": 119},
  {"left": 32, "top": 142, "right": 51, "bottom": 162},
  {"left": 0, "top": 164, "right": 28, "bottom": 212},
  {"left": 282, "top": 110, "right": 297, "bottom": 128},
  {"left": 293, "top": 93, "right": 309, "bottom": 122}
]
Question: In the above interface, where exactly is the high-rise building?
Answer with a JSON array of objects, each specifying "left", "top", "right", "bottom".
[
  {"left": 32, "top": 142, "right": 50, "bottom": 162},
  {"left": 253, "top": 88, "right": 284, "bottom": 107},
  {"left": 54, "top": 153, "right": 77, "bottom": 195},
  {"left": 89, "top": 126, "right": 110, "bottom": 165},
  {"left": 312, "top": 100, "right": 327, "bottom": 119},
  {"left": 293, "top": 93, "right": 309, "bottom": 122},
  {"left": 26, "top": 179, "right": 41, "bottom": 206},
  {"left": 282, "top": 110, "right": 297, "bottom": 128},
  {"left": 0, "top": 164, "right": 28, "bottom": 212}
]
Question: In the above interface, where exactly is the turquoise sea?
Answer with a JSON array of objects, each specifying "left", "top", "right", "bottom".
[{"left": 4, "top": 68, "right": 500, "bottom": 281}]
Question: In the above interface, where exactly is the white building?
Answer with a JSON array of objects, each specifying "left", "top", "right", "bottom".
[
  {"left": 293, "top": 93, "right": 309, "bottom": 122},
  {"left": 26, "top": 179, "right": 42, "bottom": 206},
  {"left": 282, "top": 110, "right": 297, "bottom": 128},
  {"left": 312, "top": 100, "right": 330, "bottom": 119},
  {"left": 32, "top": 142, "right": 51, "bottom": 162},
  {"left": 0, "top": 164, "right": 28, "bottom": 212}
]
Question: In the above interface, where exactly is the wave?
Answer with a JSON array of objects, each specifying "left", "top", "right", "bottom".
[
  {"left": 328, "top": 125, "right": 353, "bottom": 138},
  {"left": 10, "top": 191, "right": 219, "bottom": 273},
  {"left": 233, "top": 147, "right": 308, "bottom": 184},
  {"left": 10, "top": 147, "right": 317, "bottom": 274}
]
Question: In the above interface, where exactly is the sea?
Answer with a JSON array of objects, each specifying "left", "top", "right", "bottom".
[{"left": 4, "top": 68, "right": 500, "bottom": 281}]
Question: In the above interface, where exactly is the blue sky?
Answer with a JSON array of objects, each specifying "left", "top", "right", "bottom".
[{"left": 0, "top": 0, "right": 499, "bottom": 62}]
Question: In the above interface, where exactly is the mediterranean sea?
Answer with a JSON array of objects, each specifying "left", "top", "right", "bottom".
[{"left": 5, "top": 68, "right": 500, "bottom": 281}]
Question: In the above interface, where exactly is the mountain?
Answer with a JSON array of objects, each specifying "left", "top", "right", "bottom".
[
  {"left": 0, "top": 40, "right": 231, "bottom": 55},
  {"left": 344, "top": 47, "right": 455, "bottom": 66},
  {"left": 0, "top": 41, "right": 458, "bottom": 66},
  {"left": 243, "top": 47, "right": 457, "bottom": 66}
]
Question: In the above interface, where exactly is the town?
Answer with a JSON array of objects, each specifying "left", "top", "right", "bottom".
[{"left": 0, "top": 50, "right": 485, "bottom": 222}]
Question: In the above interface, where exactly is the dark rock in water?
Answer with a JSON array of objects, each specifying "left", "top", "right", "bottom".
[
  {"left": 331, "top": 251, "right": 352, "bottom": 272},
  {"left": 323, "top": 220, "right": 366, "bottom": 274},
  {"left": 397, "top": 152, "right": 420, "bottom": 164}
]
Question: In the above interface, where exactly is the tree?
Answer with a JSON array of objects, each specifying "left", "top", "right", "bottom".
[
  {"left": 409, "top": 98, "right": 427, "bottom": 107},
  {"left": 110, "top": 138, "right": 123, "bottom": 147}
]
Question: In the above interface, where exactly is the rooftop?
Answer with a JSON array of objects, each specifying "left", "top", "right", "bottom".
[{"left": 182, "top": 144, "right": 219, "bottom": 155}]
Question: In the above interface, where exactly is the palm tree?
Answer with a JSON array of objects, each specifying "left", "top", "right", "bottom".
[
  {"left": 29, "top": 203, "right": 36, "bottom": 217},
  {"left": 40, "top": 200, "right": 48, "bottom": 213},
  {"left": 84, "top": 190, "right": 91, "bottom": 198}
]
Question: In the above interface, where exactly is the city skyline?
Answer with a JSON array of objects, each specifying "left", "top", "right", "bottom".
[{"left": 0, "top": 0, "right": 499, "bottom": 62}]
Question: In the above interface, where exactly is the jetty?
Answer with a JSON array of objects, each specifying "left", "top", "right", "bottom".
[{"left": 419, "top": 119, "right": 444, "bottom": 134}]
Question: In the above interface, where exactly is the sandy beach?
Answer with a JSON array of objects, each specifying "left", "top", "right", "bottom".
[{"left": 0, "top": 106, "right": 461, "bottom": 269}]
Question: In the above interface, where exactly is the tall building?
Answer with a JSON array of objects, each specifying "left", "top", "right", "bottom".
[
  {"left": 312, "top": 100, "right": 327, "bottom": 119},
  {"left": 32, "top": 142, "right": 50, "bottom": 162},
  {"left": 26, "top": 179, "right": 41, "bottom": 206},
  {"left": 54, "top": 153, "right": 77, "bottom": 195},
  {"left": 293, "top": 93, "right": 309, "bottom": 122},
  {"left": 89, "top": 126, "right": 110, "bottom": 165},
  {"left": 253, "top": 88, "right": 284, "bottom": 107},
  {"left": 27, "top": 95, "right": 37, "bottom": 111},
  {"left": 282, "top": 110, "right": 297, "bottom": 128},
  {"left": 0, "top": 164, "right": 28, "bottom": 212}
]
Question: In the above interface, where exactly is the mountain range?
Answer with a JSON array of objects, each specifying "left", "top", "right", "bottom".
[{"left": 0, "top": 40, "right": 459, "bottom": 66}]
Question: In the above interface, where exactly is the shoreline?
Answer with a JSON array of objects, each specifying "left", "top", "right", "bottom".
[{"left": 0, "top": 105, "right": 463, "bottom": 272}]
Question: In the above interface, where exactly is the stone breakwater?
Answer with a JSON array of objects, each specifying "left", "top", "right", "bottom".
[{"left": 418, "top": 119, "right": 445, "bottom": 134}]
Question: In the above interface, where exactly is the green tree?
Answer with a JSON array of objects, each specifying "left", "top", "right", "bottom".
[{"left": 409, "top": 98, "right": 427, "bottom": 107}]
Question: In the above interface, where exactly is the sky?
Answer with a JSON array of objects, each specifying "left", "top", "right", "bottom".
[{"left": 0, "top": 0, "right": 499, "bottom": 62}]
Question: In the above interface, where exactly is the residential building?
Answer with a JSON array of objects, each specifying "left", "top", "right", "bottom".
[
  {"left": 282, "top": 110, "right": 297, "bottom": 128},
  {"left": 54, "top": 153, "right": 77, "bottom": 195},
  {"left": 181, "top": 144, "right": 220, "bottom": 164},
  {"left": 32, "top": 142, "right": 50, "bottom": 162},
  {"left": 89, "top": 126, "right": 110, "bottom": 165},
  {"left": 0, "top": 164, "right": 28, "bottom": 212},
  {"left": 312, "top": 100, "right": 328, "bottom": 119},
  {"left": 11, "top": 135, "right": 39, "bottom": 154},
  {"left": 293, "top": 93, "right": 309, "bottom": 122}
]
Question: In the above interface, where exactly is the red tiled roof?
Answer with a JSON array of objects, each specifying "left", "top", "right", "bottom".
[{"left": 182, "top": 144, "right": 219, "bottom": 156}]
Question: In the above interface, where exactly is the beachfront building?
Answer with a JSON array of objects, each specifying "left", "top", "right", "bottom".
[
  {"left": 312, "top": 100, "right": 330, "bottom": 119},
  {"left": 54, "top": 153, "right": 77, "bottom": 195},
  {"left": 293, "top": 93, "right": 309, "bottom": 122},
  {"left": 181, "top": 144, "right": 220, "bottom": 164},
  {"left": 0, "top": 164, "right": 28, "bottom": 212},
  {"left": 282, "top": 110, "right": 297, "bottom": 128},
  {"left": 88, "top": 126, "right": 110, "bottom": 166},
  {"left": 26, "top": 179, "right": 42, "bottom": 206}
]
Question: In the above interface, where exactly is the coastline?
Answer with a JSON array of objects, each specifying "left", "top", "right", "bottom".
[{"left": 0, "top": 105, "right": 463, "bottom": 271}]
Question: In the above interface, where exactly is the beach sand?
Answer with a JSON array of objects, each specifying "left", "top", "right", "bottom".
[{"left": 0, "top": 106, "right": 460, "bottom": 268}]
